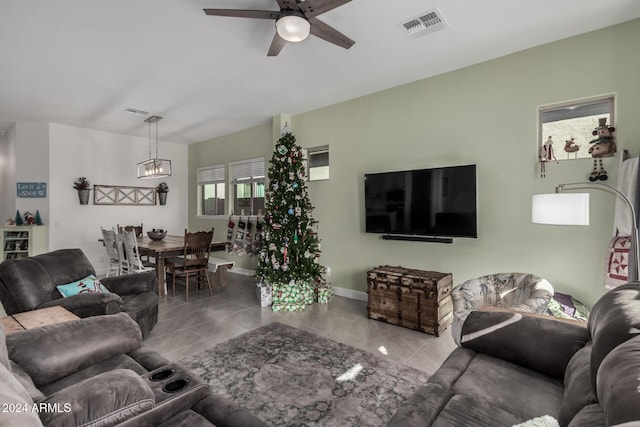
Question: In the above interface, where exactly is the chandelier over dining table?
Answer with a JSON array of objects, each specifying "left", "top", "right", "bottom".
[{"left": 137, "top": 115, "right": 172, "bottom": 179}]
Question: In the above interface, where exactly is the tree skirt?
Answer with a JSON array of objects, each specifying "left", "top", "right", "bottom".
[{"left": 179, "top": 322, "right": 430, "bottom": 426}]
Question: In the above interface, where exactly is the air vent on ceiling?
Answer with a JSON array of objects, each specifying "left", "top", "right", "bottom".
[
  {"left": 124, "top": 107, "right": 149, "bottom": 116},
  {"left": 400, "top": 9, "right": 447, "bottom": 39}
]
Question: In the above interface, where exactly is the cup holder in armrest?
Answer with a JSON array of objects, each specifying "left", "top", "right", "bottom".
[
  {"left": 162, "top": 378, "right": 190, "bottom": 393},
  {"left": 143, "top": 363, "right": 208, "bottom": 410},
  {"left": 149, "top": 369, "right": 175, "bottom": 382}
]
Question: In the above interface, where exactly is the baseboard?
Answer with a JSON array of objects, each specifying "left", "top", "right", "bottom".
[{"left": 333, "top": 286, "right": 368, "bottom": 301}]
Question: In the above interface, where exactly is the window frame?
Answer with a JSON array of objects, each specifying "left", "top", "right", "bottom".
[
  {"left": 538, "top": 94, "right": 615, "bottom": 161},
  {"left": 230, "top": 157, "right": 265, "bottom": 216},
  {"left": 197, "top": 164, "right": 226, "bottom": 217},
  {"left": 306, "top": 145, "right": 330, "bottom": 181}
]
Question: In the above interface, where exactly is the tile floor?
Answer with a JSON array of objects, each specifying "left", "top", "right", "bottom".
[{"left": 143, "top": 272, "right": 457, "bottom": 375}]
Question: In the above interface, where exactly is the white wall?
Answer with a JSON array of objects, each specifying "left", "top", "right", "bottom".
[
  {"left": 0, "top": 125, "right": 16, "bottom": 221},
  {"left": 15, "top": 122, "right": 50, "bottom": 223},
  {"left": 48, "top": 124, "right": 189, "bottom": 273}
]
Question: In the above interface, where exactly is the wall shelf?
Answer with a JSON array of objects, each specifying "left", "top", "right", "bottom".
[{"left": 0, "top": 226, "right": 48, "bottom": 260}]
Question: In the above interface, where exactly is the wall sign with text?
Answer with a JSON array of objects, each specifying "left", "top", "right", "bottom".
[{"left": 17, "top": 182, "right": 47, "bottom": 198}]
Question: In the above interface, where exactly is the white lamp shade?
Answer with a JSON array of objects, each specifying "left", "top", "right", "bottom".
[
  {"left": 276, "top": 15, "right": 311, "bottom": 42},
  {"left": 531, "top": 193, "right": 590, "bottom": 225}
]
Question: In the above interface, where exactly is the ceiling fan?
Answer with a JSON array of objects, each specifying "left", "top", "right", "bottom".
[{"left": 203, "top": 0, "right": 355, "bottom": 56}]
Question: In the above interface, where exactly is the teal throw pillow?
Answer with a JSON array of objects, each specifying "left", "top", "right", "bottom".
[{"left": 57, "top": 275, "right": 110, "bottom": 297}]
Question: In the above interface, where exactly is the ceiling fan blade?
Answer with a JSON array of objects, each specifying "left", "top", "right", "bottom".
[
  {"left": 299, "top": 0, "right": 352, "bottom": 19},
  {"left": 309, "top": 18, "right": 355, "bottom": 50},
  {"left": 267, "top": 33, "right": 287, "bottom": 56},
  {"left": 203, "top": 9, "right": 280, "bottom": 19},
  {"left": 276, "top": 0, "right": 301, "bottom": 11}
]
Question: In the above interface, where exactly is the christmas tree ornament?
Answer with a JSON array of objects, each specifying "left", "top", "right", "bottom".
[
  {"left": 277, "top": 145, "right": 288, "bottom": 155},
  {"left": 288, "top": 207, "right": 294, "bottom": 215}
]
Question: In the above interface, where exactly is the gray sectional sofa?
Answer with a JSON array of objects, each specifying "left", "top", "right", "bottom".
[
  {"left": 0, "top": 249, "right": 158, "bottom": 337},
  {"left": 388, "top": 282, "right": 640, "bottom": 426},
  {"left": 1, "top": 312, "right": 266, "bottom": 426}
]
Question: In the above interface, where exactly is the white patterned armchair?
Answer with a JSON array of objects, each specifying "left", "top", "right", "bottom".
[{"left": 451, "top": 272, "right": 554, "bottom": 345}]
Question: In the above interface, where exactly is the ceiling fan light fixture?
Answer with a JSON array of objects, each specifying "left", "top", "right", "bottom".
[{"left": 276, "top": 13, "right": 310, "bottom": 42}]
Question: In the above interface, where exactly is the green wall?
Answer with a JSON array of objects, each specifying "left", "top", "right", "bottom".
[
  {"left": 189, "top": 121, "right": 273, "bottom": 273},
  {"left": 190, "top": 19, "right": 640, "bottom": 307}
]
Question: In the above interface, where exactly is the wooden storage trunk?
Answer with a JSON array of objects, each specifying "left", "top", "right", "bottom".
[{"left": 367, "top": 265, "right": 453, "bottom": 336}]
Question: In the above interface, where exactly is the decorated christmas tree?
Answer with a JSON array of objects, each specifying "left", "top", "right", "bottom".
[{"left": 256, "top": 129, "right": 330, "bottom": 311}]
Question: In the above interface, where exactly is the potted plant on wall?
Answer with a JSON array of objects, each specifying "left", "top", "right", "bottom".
[
  {"left": 156, "top": 182, "right": 169, "bottom": 205},
  {"left": 73, "top": 177, "right": 91, "bottom": 205}
]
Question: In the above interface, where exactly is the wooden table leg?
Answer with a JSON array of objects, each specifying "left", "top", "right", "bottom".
[{"left": 156, "top": 257, "right": 166, "bottom": 296}]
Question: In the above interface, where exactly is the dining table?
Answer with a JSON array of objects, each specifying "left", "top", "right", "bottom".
[{"left": 136, "top": 235, "right": 226, "bottom": 296}]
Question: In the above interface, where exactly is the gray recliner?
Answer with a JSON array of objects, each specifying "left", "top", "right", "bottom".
[
  {"left": 0, "top": 248, "right": 158, "bottom": 337},
  {"left": 1, "top": 312, "right": 267, "bottom": 426}
]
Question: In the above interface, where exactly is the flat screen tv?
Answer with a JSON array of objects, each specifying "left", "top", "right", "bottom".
[{"left": 364, "top": 164, "right": 477, "bottom": 238}]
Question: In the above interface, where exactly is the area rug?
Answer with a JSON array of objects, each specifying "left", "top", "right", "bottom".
[{"left": 179, "top": 322, "right": 430, "bottom": 426}]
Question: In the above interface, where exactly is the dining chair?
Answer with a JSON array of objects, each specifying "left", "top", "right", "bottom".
[
  {"left": 122, "top": 230, "right": 154, "bottom": 274},
  {"left": 118, "top": 223, "right": 153, "bottom": 263},
  {"left": 166, "top": 228, "right": 214, "bottom": 302},
  {"left": 118, "top": 223, "right": 143, "bottom": 237},
  {"left": 114, "top": 232, "right": 130, "bottom": 275},
  {"left": 100, "top": 227, "right": 122, "bottom": 277}
]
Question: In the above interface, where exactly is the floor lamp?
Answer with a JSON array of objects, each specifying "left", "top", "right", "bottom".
[{"left": 531, "top": 182, "right": 640, "bottom": 282}]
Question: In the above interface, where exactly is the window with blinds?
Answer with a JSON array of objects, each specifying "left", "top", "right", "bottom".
[
  {"left": 197, "top": 164, "right": 225, "bottom": 216},
  {"left": 230, "top": 158, "right": 265, "bottom": 216}
]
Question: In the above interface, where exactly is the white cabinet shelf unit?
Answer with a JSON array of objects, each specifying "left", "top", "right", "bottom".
[{"left": 0, "top": 226, "right": 48, "bottom": 260}]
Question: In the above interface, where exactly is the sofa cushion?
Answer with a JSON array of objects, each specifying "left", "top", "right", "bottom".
[
  {"left": 558, "top": 344, "right": 596, "bottom": 427},
  {"left": 432, "top": 394, "right": 521, "bottom": 427},
  {"left": 0, "top": 361, "right": 43, "bottom": 426},
  {"left": 7, "top": 313, "right": 142, "bottom": 386},
  {"left": 56, "top": 274, "right": 110, "bottom": 297},
  {"left": 0, "top": 324, "right": 10, "bottom": 371},
  {"left": 596, "top": 335, "right": 640, "bottom": 426},
  {"left": 38, "top": 369, "right": 154, "bottom": 427},
  {"left": 448, "top": 352, "right": 564, "bottom": 420},
  {"left": 157, "top": 410, "right": 214, "bottom": 427},
  {"left": 386, "top": 383, "right": 452, "bottom": 426},
  {"left": 587, "top": 282, "right": 640, "bottom": 392},
  {"left": 121, "top": 293, "right": 158, "bottom": 338},
  {"left": 191, "top": 393, "right": 272, "bottom": 427},
  {"left": 39, "top": 353, "right": 148, "bottom": 396},
  {"left": 0, "top": 248, "right": 96, "bottom": 314},
  {"left": 10, "top": 361, "right": 45, "bottom": 402},
  {"left": 566, "top": 404, "right": 605, "bottom": 427},
  {"left": 461, "top": 310, "right": 589, "bottom": 378}
]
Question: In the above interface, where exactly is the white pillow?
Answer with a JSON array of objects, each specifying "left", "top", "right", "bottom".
[{"left": 512, "top": 415, "right": 559, "bottom": 427}]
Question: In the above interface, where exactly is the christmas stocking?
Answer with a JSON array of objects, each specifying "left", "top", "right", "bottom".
[
  {"left": 253, "top": 220, "right": 263, "bottom": 256},
  {"left": 234, "top": 218, "right": 246, "bottom": 256},
  {"left": 244, "top": 219, "right": 254, "bottom": 256},
  {"left": 226, "top": 217, "right": 235, "bottom": 254}
]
